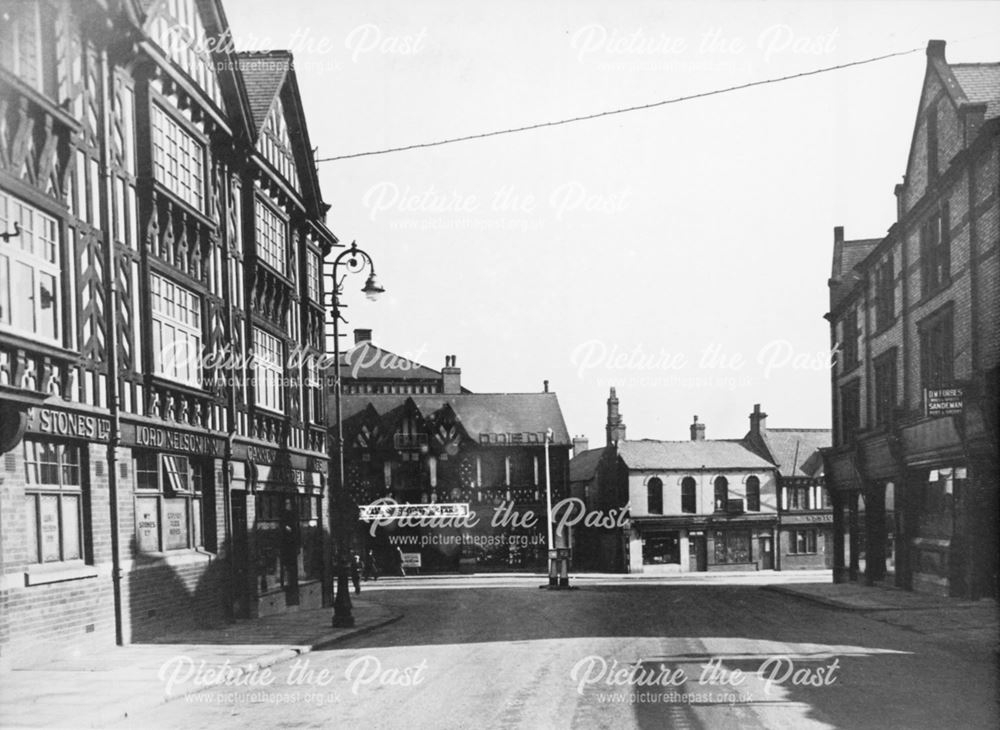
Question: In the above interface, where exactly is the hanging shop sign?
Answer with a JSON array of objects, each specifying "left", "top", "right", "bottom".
[{"left": 925, "top": 387, "right": 963, "bottom": 417}]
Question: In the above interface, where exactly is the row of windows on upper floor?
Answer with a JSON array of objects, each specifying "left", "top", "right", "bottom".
[
  {"left": 643, "top": 476, "right": 829, "bottom": 515},
  {"left": 837, "top": 205, "right": 953, "bottom": 373},
  {"left": 837, "top": 303, "right": 953, "bottom": 443},
  {"left": 0, "top": 189, "right": 325, "bottom": 422}
]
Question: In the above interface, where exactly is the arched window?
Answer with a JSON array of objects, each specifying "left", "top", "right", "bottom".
[
  {"left": 746, "top": 476, "right": 761, "bottom": 511},
  {"left": 647, "top": 477, "right": 663, "bottom": 514},
  {"left": 714, "top": 476, "right": 729, "bottom": 511},
  {"left": 681, "top": 476, "right": 696, "bottom": 514}
]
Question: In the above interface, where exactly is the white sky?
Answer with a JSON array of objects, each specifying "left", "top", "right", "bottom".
[{"left": 227, "top": 1, "right": 999, "bottom": 442}]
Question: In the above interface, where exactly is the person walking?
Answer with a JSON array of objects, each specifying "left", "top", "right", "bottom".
[
  {"left": 396, "top": 546, "right": 407, "bottom": 577},
  {"left": 350, "top": 552, "right": 362, "bottom": 594},
  {"left": 364, "top": 549, "right": 379, "bottom": 581}
]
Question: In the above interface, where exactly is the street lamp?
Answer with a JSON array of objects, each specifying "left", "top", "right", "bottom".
[
  {"left": 544, "top": 427, "right": 557, "bottom": 588},
  {"left": 329, "top": 241, "right": 384, "bottom": 627}
]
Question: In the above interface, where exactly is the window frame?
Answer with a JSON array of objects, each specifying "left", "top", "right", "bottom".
[
  {"left": 840, "top": 378, "right": 862, "bottom": 445},
  {"left": 646, "top": 477, "right": 663, "bottom": 515},
  {"left": 840, "top": 308, "right": 859, "bottom": 372},
  {"left": 0, "top": 191, "right": 61, "bottom": 344},
  {"left": 149, "top": 271, "right": 203, "bottom": 386},
  {"left": 254, "top": 197, "right": 288, "bottom": 277},
  {"left": 713, "top": 476, "right": 729, "bottom": 512},
  {"left": 133, "top": 451, "right": 207, "bottom": 553},
  {"left": 919, "top": 305, "right": 955, "bottom": 392},
  {"left": 874, "top": 254, "right": 895, "bottom": 332},
  {"left": 873, "top": 349, "right": 898, "bottom": 428},
  {"left": 150, "top": 101, "right": 207, "bottom": 212},
  {"left": 253, "top": 326, "right": 285, "bottom": 413},
  {"left": 746, "top": 475, "right": 761, "bottom": 512},
  {"left": 680, "top": 476, "right": 696, "bottom": 514},
  {"left": 789, "top": 528, "right": 818, "bottom": 555},
  {"left": 24, "top": 439, "right": 86, "bottom": 565}
]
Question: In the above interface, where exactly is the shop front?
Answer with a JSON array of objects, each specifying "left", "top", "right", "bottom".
[
  {"left": 628, "top": 517, "right": 777, "bottom": 573},
  {"left": 231, "top": 442, "right": 327, "bottom": 617}
]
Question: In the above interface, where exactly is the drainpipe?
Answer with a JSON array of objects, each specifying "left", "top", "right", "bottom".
[{"left": 98, "top": 45, "right": 124, "bottom": 646}]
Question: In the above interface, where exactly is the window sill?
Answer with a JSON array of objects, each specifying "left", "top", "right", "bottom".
[
  {"left": 25, "top": 562, "right": 99, "bottom": 586},
  {"left": 127, "top": 548, "right": 216, "bottom": 570}
]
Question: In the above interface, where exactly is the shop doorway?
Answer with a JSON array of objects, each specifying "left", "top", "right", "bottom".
[
  {"left": 760, "top": 536, "right": 774, "bottom": 570},
  {"left": 230, "top": 491, "right": 250, "bottom": 618}
]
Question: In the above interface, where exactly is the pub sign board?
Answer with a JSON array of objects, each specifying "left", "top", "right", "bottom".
[{"left": 925, "top": 387, "right": 963, "bottom": 417}]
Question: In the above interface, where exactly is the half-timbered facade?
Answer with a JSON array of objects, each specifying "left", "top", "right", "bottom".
[{"left": 0, "top": 0, "right": 336, "bottom": 667}]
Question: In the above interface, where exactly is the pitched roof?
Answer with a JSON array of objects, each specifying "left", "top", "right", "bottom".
[
  {"left": 616, "top": 440, "right": 775, "bottom": 471},
  {"left": 234, "top": 51, "right": 291, "bottom": 134},
  {"left": 758, "top": 429, "right": 830, "bottom": 478},
  {"left": 341, "top": 393, "right": 572, "bottom": 446},
  {"left": 339, "top": 342, "right": 448, "bottom": 382},
  {"left": 570, "top": 447, "right": 606, "bottom": 483},
  {"left": 950, "top": 63, "right": 1000, "bottom": 119},
  {"left": 830, "top": 236, "right": 880, "bottom": 311}
]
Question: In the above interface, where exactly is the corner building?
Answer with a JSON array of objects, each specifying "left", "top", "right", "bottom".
[
  {"left": 823, "top": 40, "right": 999, "bottom": 598},
  {"left": 0, "top": 0, "right": 335, "bottom": 667}
]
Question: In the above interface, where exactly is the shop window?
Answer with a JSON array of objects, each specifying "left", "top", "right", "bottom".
[
  {"left": 713, "top": 530, "right": 751, "bottom": 564},
  {"left": 790, "top": 529, "right": 818, "bottom": 554},
  {"left": 0, "top": 192, "right": 60, "bottom": 343},
  {"left": 713, "top": 476, "right": 729, "bottom": 512},
  {"left": 24, "top": 440, "right": 85, "bottom": 564},
  {"left": 681, "top": 476, "right": 696, "bottom": 514},
  {"left": 642, "top": 533, "right": 679, "bottom": 565},
  {"left": 746, "top": 476, "right": 761, "bottom": 511},
  {"left": 150, "top": 272, "right": 202, "bottom": 386},
  {"left": 647, "top": 477, "right": 663, "bottom": 514},
  {"left": 151, "top": 104, "right": 205, "bottom": 211},
  {"left": 133, "top": 451, "right": 209, "bottom": 552}
]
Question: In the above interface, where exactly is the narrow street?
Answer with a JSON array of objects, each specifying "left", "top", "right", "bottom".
[{"left": 113, "top": 580, "right": 998, "bottom": 729}]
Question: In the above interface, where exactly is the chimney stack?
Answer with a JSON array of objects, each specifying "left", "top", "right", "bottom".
[
  {"left": 572, "top": 435, "right": 589, "bottom": 457},
  {"left": 750, "top": 403, "right": 768, "bottom": 436},
  {"left": 442, "top": 355, "right": 462, "bottom": 394},
  {"left": 690, "top": 416, "right": 706, "bottom": 441},
  {"left": 543, "top": 380, "right": 549, "bottom": 393},
  {"left": 606, "top": 387, "right": 627, "bottom": 445},
  {"left": 354, "top": 328, "right": 372, "bottom": 345},
  {"left": 926, "top": 39, "right": 946, "bottom": 60}
]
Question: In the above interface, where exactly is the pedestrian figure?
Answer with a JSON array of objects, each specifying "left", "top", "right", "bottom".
[
  {"left": 396, "top": 546, "right": 407, "bottom": 577},
  {"left": 364, "top": 549, "right": 379, "bottom": 581},
  {"left": 350, "top": 551, "right": 362, "bottom": 594}
]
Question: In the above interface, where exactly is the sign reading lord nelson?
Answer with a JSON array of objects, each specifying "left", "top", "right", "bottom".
[
  {"left": 122, "top": 422, "right": 225, "bottom": 456},
  {"left": 925, "top": 387, "right": 964, "bottom": 417}
]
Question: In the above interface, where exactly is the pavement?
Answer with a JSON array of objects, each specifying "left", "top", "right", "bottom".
[
  {"left": 764, "top": 580, "right": 998, "bottom": 660},
  {"left": 0, "top": 595, "right": 402, "bottom": 730}
]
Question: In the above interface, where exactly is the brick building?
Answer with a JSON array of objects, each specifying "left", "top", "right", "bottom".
[
  {"left": 572, "top": 391, "right": 831, "bottom": 573},
  {"left": 823, "top": 40, "right": 999, "bottom": 598},
  {"left": 334, "top": 332, "right": 571, "bottom": 573},
  {"left": 0, "top": 0, "right": 335, "bottom": 667}
]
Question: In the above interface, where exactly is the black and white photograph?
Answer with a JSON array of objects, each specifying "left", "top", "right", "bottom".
[{"left": 0, "top": 0, "right": 998, "bottom": 728}]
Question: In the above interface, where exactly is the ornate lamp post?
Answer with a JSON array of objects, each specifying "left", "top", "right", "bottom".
[{"left": 329, "top": 241, "right": 384, "bottom": 627}]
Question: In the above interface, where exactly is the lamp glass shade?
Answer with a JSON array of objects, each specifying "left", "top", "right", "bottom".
[{"left": 362, "top": 273, "right": 385, "bottom": 301}]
